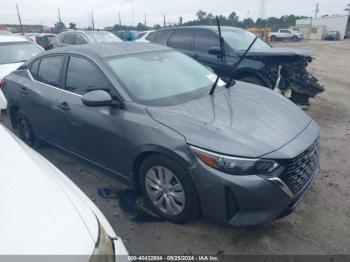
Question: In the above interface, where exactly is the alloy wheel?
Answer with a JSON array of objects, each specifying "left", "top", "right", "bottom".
[{"left": 145, "top": 166, "right": 185, "bottom": 216}]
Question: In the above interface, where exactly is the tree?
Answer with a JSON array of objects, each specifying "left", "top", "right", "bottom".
[
  {"left": 345, "top": 4, "right": 350, "bottom": 14},
  {"left": 228, "top": 12, "right": 239, "bottom": 25},
  {"left": 69, "top": 22, "right": 76, "bottom": 29},
  {"left": 196, "top": 10, "right": 207, "bottom": 21},
  {"left": 54, "top": 21, "right": 66, "bottom": 32},
  {"left": 153, "top": 24, "right": 161, "bottom": 29}
]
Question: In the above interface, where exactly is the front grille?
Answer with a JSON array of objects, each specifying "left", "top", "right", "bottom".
[{"left": 279, "top": 138, "right": 320, "bottom": 195}]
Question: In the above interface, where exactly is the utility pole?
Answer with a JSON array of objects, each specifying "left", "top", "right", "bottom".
[
  {"left": 16, "top": 4, "right": 24, "bottom": 34},
  {"left": 259, "top": 0, "right": 266, "bottom": 19},
  {"left": 131, "top": 0, "right": 135, "bottom": 26},
  {"left": 118, "top": 12, "right": 121, "bottom": 26},
  {"left": 91, "top": 11, "right": 95, "bottom": 29},
  {"left": 144, "top": 14, "right": 147, "bottom": 27},
  {"left": 314, "top": 2, "right": 319, "bottom": 19},
  {"left": 163, "top": 15, "right": 166, "bottom": 27}
]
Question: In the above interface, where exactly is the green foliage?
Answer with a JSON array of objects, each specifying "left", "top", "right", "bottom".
[
  {"left": 183, "top": 11, "right": 308, "bottom": 31},
  {"left": 69, "top": 22, "right": 76, "bottom": 29},
  {"left": 54, "top": 21, "right": 66, "bottom": 32}
]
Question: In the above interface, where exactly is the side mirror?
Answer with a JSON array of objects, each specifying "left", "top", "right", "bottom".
[
  {"left": 82, "top": 90, "right": 114, "bottom": 107},
  {"left": 208, "top": 46, "right": 224, "bottom": 58}
]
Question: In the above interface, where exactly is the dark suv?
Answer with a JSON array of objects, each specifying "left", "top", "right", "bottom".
[{"left": 151, "top": 26, "right": 324, "bottom": 106}]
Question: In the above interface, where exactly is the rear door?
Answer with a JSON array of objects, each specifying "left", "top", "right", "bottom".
[
  {"left": 167, "top": 29, "right": 194, "bottom": 57},
  {"left": 55, "top": 55, "right": 125, "bottom": 173},
  {"left": 20, "top": 55, "right": 66, "bottom": 143}
]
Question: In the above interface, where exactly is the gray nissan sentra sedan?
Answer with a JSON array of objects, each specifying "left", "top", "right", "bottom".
[{"left": 2, "top": 43, "right": 320, "bottom": 227}]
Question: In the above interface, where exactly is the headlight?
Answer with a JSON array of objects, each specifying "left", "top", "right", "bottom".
[
  {"left": 90, "top": 221, "right": 115, "bottom": 262},
  {"left": 190, "top": 146, "right": 279, "bottom": 175}
]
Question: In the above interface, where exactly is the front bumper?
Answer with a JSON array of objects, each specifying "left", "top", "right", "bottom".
[
  {"left": 191, "top": 160, "right": 319, "bottom": 227},
  {"left": 189, "top": 122, "right": 320, "bottom": 227}
]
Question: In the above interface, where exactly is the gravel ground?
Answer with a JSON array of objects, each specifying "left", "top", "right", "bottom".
[{"left": 2, "top": 40, "right": 350, "bottom": 255}]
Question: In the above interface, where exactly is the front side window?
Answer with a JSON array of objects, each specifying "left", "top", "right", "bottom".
[
  {"left": 194, "top": 30, "right": 220, "bottom": 53},
  {"left": 222, "top": 29, "right": 271, "bottom": 52},
  {"left": 84, "top": 31, "right": 122, "bottom": 43},
  {"left": 168, "top": 30, "right": 194, "bottom": 50},
  {"left": 107, "top": 51, "right": 217, "bottom": 105},
  {"left": 66, "top": 56, "right": 111, "bottom": 95},
  {"left": 0, "top": 42, "right": 42, "bottom": 64},
  {"left": 36, "top": 56, "right": 64, "bottom": 87}
]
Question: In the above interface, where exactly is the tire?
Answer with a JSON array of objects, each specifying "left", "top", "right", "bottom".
[
  {"left": 292, "top": 36, "right": 298, "bottom": 41},
  {"left": 239, "top": 76, "right": 266, "bottom": 87},
  {"left": 139, "top": 154, "right": 199, "bottom": 224},
  {"left": 270, "top": 35, "right": 277, "bottom": 42},
  {"left": 17, "top": 111, "right": 36, "bottom": 146}
]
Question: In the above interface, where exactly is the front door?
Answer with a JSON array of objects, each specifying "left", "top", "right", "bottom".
[{"left": 55, "top": 55, "right": 125, "bottom": 174}]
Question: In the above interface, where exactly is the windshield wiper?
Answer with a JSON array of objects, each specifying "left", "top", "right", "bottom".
[
  {"left": 226, "top": 36, "right": 258, "bottom": 88},
  {"left": 209, "top": 16, "right": 225, "bottom": 96}
]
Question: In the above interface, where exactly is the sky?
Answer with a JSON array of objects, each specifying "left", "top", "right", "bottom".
[{"left": 0, "top": 0, "right": 349, "bottom": 28}]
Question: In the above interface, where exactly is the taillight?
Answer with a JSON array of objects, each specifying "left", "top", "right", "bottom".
[{"left": 0, "top": 79, "right": 5, "bottom": 89}]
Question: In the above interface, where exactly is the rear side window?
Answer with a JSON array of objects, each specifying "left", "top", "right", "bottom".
[
  {"left": 63, "top": 33, "right": 76, "bottom": 44},
  {"left": 194, "top": 30, "right": 220, "bottom": 53},
  {"left": 36, "top": 56, "right": 64, "bottom": 87},
  {"left": 168, "top": 30, "right": 194, "bottom": 50},
  {"left": 30, "top": 59, "right": 40, "bottom": 78},
  {"left": 65, "top": 56, "right": 111, "bottom": 95}
]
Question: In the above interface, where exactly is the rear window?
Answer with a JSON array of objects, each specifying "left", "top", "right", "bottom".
[
  {"left": 84, "top": 31, "right": 122, "bottom": 43},
  {"left": 0, "top": 42, "right": 42, "bottom": 64},
  {"left": 136, "top": 32, "right": 147, "bottom": 39}
]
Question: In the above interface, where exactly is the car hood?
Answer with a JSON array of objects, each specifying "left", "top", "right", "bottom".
[
  {"left": 0, "top": 62, "right": 24, "bottom": 80},
  {"left": 0, "top": 125, "right": 97, "bottom": 255},
  {"left": 244, "top": 48, "right": 314, "bottom": 59},
  {"left": 147, "top": 82, "right": 312, "bottom": 158}
]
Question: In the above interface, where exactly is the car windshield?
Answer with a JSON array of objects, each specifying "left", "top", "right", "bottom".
[
  {"left": 84, "top": 31, "right": 122, "bottom": 43},
  {"left": 0, "top": 42, "right": 42, "bottom": 64},
  {"left": 222, "top": 29, "right": 271, "bottom": 52},
  {"left": 107, "top": 51, "right": 220, "bottom": 105}
]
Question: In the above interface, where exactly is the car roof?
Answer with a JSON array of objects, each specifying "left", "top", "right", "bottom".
[
  {"left": 0, "top": 35, "right": 29, "bottom": 43},
  {"left": 156, "top": 26, "right": 244, "bottom": 32},
  {"left": 44, "top": 42, "right": 171, "bottom": 58}
]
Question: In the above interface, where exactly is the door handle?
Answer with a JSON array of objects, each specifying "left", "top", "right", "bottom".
[
  {"left": 19, "top": 87, "right": 28, "bottom": 95},
  {"left": 58, "top": 102, "right": 71, "bottom": 111},
  {"left": 192, "top": 53, "right": 199, "bottom": 58}
]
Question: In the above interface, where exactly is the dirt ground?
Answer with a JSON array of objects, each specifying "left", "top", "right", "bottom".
[{"left": 2, "top": 40, "right": 350, "bottom": 255}]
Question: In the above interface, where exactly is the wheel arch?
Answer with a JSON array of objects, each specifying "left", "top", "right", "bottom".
[
  {"left": 9, "top": 104, "right": 20, "bottom": 129},
  {"left": 129, "top": 145, "right": 192, "bottom": 193}
]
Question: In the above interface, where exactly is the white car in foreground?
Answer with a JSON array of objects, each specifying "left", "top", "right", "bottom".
[
  {"left": 0, "top": 35, "right": 43, "bottom": 114},
  {"left": 0, "top": 35, "right": 43, "bottom": 80},
  {"left": 135, "top": 30, "right": 155, "bottom": 43},
  {"left": 0, "top": 95, "right": 128, "bottom": 259}
]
